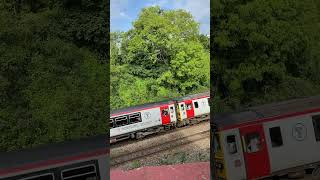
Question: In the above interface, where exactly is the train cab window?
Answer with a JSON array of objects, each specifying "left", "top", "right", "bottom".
[
  {"left": 162, "top": 109, "right": 169, "bottom": 116},
  {"left": 129, "top": 113, "right": 142, "bottom": 124},
  {"left": 269, "top": 126, "right": 283, "bottom": 147},
  {"left": 186, "top": 103, "right": 192, "bottom": 110},
  {"left": 245, "top": 132, "right": 261, "bottom": 153},
  {"left": 312, "top": 115, "right": 320, "bottom": 141},
  {"left": 194, "top": 102, "right": 199, "bottom": 108},
  {"left": 115, "top": 116, "right": 128, "bottom": 127},
  {"left": 61, "top": 164, "right": 98, "bottom": 180},
  {"left": 19, "top": 173, "right": 54, "bottom": 180},
  {"left": 226, "top": 135, "right": 237, "bottom": 154},
  {"left": 207, "top": 98, "right": 210, "bottom": 106},
  {"left": 110, "top": 119, "right": 114, "bottom": 129}
]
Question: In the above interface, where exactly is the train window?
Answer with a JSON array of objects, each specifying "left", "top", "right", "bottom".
[
  {"left": 180, "top": 104, "right": 185, "bottom": 110},
  {"left": 115, "top": 115, "right": 128, "bottom": 127},
  {"left": 312, "top": 115, "right": 320, "bottom": 141},
  {"left": 194, "top": 101, "right": 199, "bottom": 108},
  {"left": 269, "top": 126, "right": 283, "bottom": 147},
  {"left": 162, "top": 109, "right": 169, "bottom": 116},
  {"left": 170, "top": 106, "right": 174, "bottom": 113},
  {"left": 110, "top": 119, "right": 114, "bottom": 128},
  {"left": 186, "top": 103, "right": 192, "bottom": 110},
  {"left": 61, "top": 164, "right": 97, "bottom": 180},
  {"left": 129, "top": 113, "right": 142, "bottom": 124},
  {"left": 245, "top": 132, "right": 261, "bottom": 153},
  {"left": 19, "top": 173, "right": 54, "bottom": 180},
  {"left": 207, "top": 98, "right": 210, "bottom": 106},
  {"left": 226, "top": 135, "right": 237, "bottom": 154}
]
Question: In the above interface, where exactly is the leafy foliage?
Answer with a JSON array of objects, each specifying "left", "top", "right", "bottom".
[
  {"left": 111, "top": 6, "right": 210, "bottom": 110},
  {"left": 212, "top": 0, "right": 320, "bottom": 111},
  {"left": 0, "top": 0, "right": 108, "bottom": 151}
]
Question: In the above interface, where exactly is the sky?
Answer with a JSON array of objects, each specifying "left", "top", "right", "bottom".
[{"left": 110, "top": 0, "right": 210, "bottom": 35}]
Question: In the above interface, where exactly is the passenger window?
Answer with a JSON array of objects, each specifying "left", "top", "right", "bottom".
[
  {"left": 115, "top": 116, "right": 128, "bottom": 126},
  {"left": 226, "top": 135, "right": 237, "bottom": 154},
  {"left": 19, "top": 174, "right": 54, "bottom": 180},
  {"left": 61, "top": 164, "right": 98, "bottom": 180},
  {"left": 186, "top": 104, "right": 192, "bottom": 110},
  {"left": 207, "top": 98, "right": 210, "bottom": 106},
  {"left": 129, "top": 113, "right": 142, "bottom": 124},
  {"left": 269, "top": 126, "right": 283, "bottom": 147},
  {"left": 245, "top": 132, "right": 261, "bottom": 153},
  {"left": 162, "top": 109, "right": 169, "bottom": 116},
  {"left": 170, "top": 106, "right": 174, "bottom": 113},
  {"left": 194, "top": 102, "right": 199, "bottom": 108},
  {"left": 312, "top": 115, "right": 320, "bottom": 141},
  {"left": 110, "top": 119, "right": 114, "bottom": 128},
  {"left": 180, "top": 104, "right": 185, "bottom": 110}
]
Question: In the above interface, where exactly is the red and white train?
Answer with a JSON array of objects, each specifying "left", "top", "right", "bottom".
[
  {"left": 0, "top": 135, "right": 108, "bottom": 180},
  {"left": 213, "top": 96, "right": 320, "bottom": 180},
  {"left": 110, "top": 92, "right": 210, "bottom": 143}
]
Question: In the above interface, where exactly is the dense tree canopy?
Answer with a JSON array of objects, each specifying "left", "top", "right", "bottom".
[
  {"left": 111, "top": 6, "right": 210, "bottom": 110},
  {"left": 212, "top": 0, "right": 320, "bottom": 112},
  {"left": 0, "top": 0, "right": 108, "bottom": 152}
]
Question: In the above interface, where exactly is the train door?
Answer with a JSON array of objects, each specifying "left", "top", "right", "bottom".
[
  {"left": 160, "top": 105, "right": 170, "bottom": 125},
  {"left": 178, "top": 102, "right": 187, "bottom": 120},
  {"left": 185, "top": 100, "right": 195, "bottom": 119},
  {"left": 239, "top": 124, "right": 271, "bottom": 179},
  {"left": 222, "top": 129, "right": 247, "bottom": 180},
  {"left": 168, "top": 104, "right": 177, "bottom": 123}
]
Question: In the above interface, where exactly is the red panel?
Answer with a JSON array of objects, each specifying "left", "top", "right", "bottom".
[
  {"left": 184, "top": 100, "right": 195, "bottom": 119},
  {"left": 239, "top": 124, "right": 270, "bottom": 179},
  {"left": 160, "top": 105, "right": 170, "bottom": 125}
]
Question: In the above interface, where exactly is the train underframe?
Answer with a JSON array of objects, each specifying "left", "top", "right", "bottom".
[{"left": 110, "top": 113, "right": 210, "bottom": 144}]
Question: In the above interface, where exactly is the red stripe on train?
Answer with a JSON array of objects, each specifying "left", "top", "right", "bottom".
[
  {"left": 0, "top": 148, "right": 109, "bottom": 176},
  {"left": 220, "top": 108, "right": 320, "bottom": 131}
]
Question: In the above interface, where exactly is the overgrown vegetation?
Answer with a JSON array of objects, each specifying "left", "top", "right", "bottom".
[
  {"left": 0, "top": 0, "right": 108, "bottom": 152},
  {"left": 212, "top": 0, "right": 320, "bottom": 112},
  {"left": 110, "top": 6, "right": 210, "bottom": 110}
]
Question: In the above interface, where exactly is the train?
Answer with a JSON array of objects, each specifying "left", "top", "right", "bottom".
[
  {"left": 0, "top": 135, "right": 109, "bottom": 180},
  {"left": 213, "top": 96, "right": 320, "bottom": 180},
  {"left": 110, "top": 91, "right": 210, "bottom": 143}
]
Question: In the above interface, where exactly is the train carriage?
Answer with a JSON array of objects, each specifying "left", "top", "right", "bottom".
[
  {"left": 175, "top": 92, "right": 210, "bottom": 126},
  {"left": 110, "top": 100, "right": 177, "bottom": 143},
  {"left": 213, "top": 96, "right": 320, "bottom": 180},
  {"left": 0, "top": 135, "right": 108, "bottom": 180}
]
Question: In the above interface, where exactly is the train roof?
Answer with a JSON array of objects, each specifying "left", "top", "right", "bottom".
[
  {"left": 174, "top": 91, "right": 210, "bottom": 101},
  {"left": 110, "top": 99, "right": 175, "bottom": 115},
  {"left": 213, "top": 95, "right": 320, "bottom": 130},
  {"left": 0, "top": 134, "right": 108, "bottom": 170},
  {"left": 110, "top": 91, "right": 210, "bottom": 116}
]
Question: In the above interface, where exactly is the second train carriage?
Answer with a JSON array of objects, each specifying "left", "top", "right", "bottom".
[
  {"left": 110, "top": 91, "right": 210, "bottom": 143},
  {"left": 213, "top": 96, "right": 320, "bottom": 180}
]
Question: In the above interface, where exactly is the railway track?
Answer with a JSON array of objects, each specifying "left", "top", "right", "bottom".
[{"left": 110, "top": 130, "right": 210, "bottom": 167}]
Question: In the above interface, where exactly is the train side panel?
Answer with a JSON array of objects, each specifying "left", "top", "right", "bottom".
[
  {"left": 110, "top": 107, "right": 162, "bottom": 137},
  {"left": 192, "top": 97, "right": 210, "bottom": 117},
  {"left": 263, "top": 112, "right": 320, "bottom": 173}
]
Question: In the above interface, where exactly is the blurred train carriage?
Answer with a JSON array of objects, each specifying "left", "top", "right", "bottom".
[
  {"left": 213, "top": 96, "right": 320, "bottom": 180},
  {"left": 0, "top": 135, "right": 108, "bottom": 180},
  {"left": 110, "top": 92, "right": 210, "bottom": 143}
]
